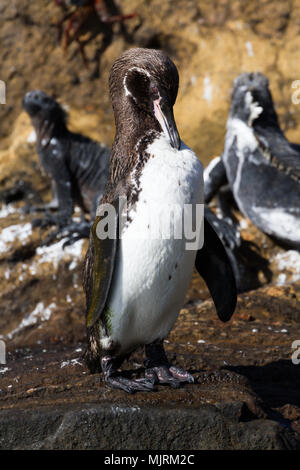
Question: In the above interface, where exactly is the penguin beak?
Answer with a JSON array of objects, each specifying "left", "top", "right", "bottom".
[{"left": 154, "top": 97, "right": 181, "bottom": 150}]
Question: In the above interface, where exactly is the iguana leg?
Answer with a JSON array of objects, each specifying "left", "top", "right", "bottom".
[
  {"left": 204, "top": 206, "right": 240, "bottom": 251},
  {"left": 41, "top": 219, "right": 91, "bottom": 247},
  {"left": 216, "top": 185, "right": 239, "bottom": 227}
]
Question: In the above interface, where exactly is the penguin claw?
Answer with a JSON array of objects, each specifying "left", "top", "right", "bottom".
[{"left": 169, "top": 365, "right": 195, "bottom": 384}]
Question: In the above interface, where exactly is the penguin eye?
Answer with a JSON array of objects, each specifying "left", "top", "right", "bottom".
[{"left": 151, "top": 86, "right": 159, "bottom": 100}]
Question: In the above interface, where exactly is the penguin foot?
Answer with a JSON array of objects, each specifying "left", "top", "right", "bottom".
[
  {"left": 169, "top": 365, "right": 195, "bottom": 383},
  {"left": 145, "top": 340, "right": 194, "bottom": 388},
  {"left": 145, "top": 365, "right": 194, "bottom": 387},
  {"left": 101, "top": 354, "right": 155, "bottom": 394},
  {"left": 145, "top": 365, "right": 180, "bottom": 388},
  {"left": 106, "top": 376, "right": 155, "bottom": 394}
]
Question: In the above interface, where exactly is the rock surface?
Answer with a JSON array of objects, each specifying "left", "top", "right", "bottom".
[
  {"left": 2, "top": 0, "right": 300, "bottom": 165},
  {"left": 0, "top": 280, "right": 299, "bottom": 449}
]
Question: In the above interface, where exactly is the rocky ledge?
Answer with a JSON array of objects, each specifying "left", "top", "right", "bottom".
[
  {"left": 0, "top": 282, "right": 299, "bottom": 450},
  {"left": 0, "top": 116, "right": 299, "bottom": 449}
]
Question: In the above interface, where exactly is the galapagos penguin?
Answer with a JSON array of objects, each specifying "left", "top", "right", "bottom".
[
  {"left": 204, "top": 72, "right": 300, "bottom": 249},
  {"left": 22, "top": 90, "right": 110, "bottom": 243},
  {"left": 83, "top": 48, "right": 237, "bottom": 393}
]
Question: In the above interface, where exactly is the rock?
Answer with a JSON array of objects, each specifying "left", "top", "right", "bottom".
[
  {"left": 0, "top": 403, "right": 298, "bottom": 450},
  {"left": 1, "top": 0, "right": 300, "bottom": 166},
  {"left": 0, "top": 282, "right": 299, "bottom": 449}
]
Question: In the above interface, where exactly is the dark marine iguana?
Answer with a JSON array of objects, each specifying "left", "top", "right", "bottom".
[{"left": 22, "top": 90, "right": 110, "bottom": 244}]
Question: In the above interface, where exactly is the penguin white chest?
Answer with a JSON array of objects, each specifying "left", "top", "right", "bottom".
[{"left": 106, "top": 135, "right": 204, "bottom": 354}]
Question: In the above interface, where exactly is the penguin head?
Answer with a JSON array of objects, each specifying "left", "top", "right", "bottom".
[
  {"left": 22, "top": 90, "right": 67, "bottom": 130},
  {"left": 229, "top": 73, "right": 279, "bottom": 129},
  {"left": 109, "top": 48, "right": 181, "bottom": 150}
]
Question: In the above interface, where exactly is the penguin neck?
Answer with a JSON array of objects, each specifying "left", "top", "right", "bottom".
[
  {"left": 111, "top": 96, "right": 160, "bottom": 173},
  {"left": 114, "top": 97, "right": 161, "bottom": 151}
]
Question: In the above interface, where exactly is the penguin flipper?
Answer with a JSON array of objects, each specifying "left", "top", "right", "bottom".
[
  {"left": 195, "top": 218, "right": 237, "bottom": 322},
  {"left": 84, "top": 202, "right": 118, "bottom": 328}
]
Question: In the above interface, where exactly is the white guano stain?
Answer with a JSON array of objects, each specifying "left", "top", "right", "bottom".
[
  {"left": 203, "top": 75, "right": 212, "bottom": 102},
  {"left": 245, "top": 41, "right": 254, "bottom": 57},
  {"left": 6, "top": 302, "right": 56, "bottom": 339},
  {"left": 0, "top": 223, "right": 32, "bottom": 253}
]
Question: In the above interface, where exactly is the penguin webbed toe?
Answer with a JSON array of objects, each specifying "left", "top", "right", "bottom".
[
  {"left": 145, "top": 365, "right": 193, "bottom": 388},
  {"left": 144, "top": 341, "right": 194, "bottom": 388},
  {"left": 101, "top": 354, "right": 155, "bottom": 393},
  {"left": 106, "top": 376, "right": 155, "bottom": 393}
]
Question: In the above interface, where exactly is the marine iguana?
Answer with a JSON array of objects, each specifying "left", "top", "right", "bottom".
[
  {"left": 22, "top": 90, "right": 110, "bottom": 243},
  {"left": 204, "top": 73, "right": 300, "bottom": 250}
]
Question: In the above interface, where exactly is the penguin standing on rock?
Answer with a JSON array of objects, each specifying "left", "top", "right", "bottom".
[
  {"left": 83, "top": 48, "right": 237, "bottom": 393},
  {"left": 204, "top": 72, "right": 300, "bottom": 249}
]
